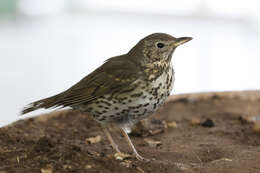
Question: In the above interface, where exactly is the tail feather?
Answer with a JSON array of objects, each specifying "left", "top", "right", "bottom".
[{"left": 21, "top": 93, "right": 63, "bottom": 115}]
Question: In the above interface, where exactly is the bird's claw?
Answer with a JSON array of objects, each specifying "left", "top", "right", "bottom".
[{"left": 135, "top": 153, "right": 151, "bottom": 162}]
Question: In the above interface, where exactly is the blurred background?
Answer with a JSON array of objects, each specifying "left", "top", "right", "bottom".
[{"left": 0, "top": 0, "right": 260, "bottom": 126}]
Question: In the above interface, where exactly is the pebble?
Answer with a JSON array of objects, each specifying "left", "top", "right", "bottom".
[
  {"left": 86, "top": 135, "right": 101, "bottom": 144},
  {"left": 114, "top": 153, "right": 131, "bottom": 160},
  {"left": 85, "top": 165, "right": 92, "bottom": 169},
  {"left": 167, "top": 121, "right": 177, "bottom": 128},
  {"left": 240, "top": 115, "right": 257, "bottom": 123},
  {"left": 190, "top": 118, "right": 201, "bottom": 125},
  {"left": 120, "top": 160, "right": 132, "bottom": 168},
  {"left": 137, "top": 167, "right": 145, "bottom": 173},
  {"left": 201, "top": 119, "right": 215, "bottom": 127},
  {"left": 253, "top": 121, "right": 260, "bottom": 133},
  {"left": 173, "top": 162, "right": 190, "bottom": 171},
  {"left": 41, "top": 168, "right": 52, "bottom": 173},
  {"left": 144, "top": 138, "right": 162, "bottom": 148}
]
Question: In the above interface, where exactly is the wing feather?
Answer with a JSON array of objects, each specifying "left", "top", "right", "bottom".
[{"left": 54, "top": 55, "right": 141, "bottom": 107}]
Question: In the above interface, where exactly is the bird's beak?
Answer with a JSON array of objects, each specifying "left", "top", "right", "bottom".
[{"left": 173, "top": 37, "right": 193, "bottom": 47}]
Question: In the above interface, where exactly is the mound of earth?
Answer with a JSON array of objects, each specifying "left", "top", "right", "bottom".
[{"left": 1, "top": 91, "right": 260, "bottom": 173}]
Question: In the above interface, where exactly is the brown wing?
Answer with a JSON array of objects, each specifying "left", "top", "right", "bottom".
[
  {"left": 54, "top": 55, "right": 141, "bottom": 107},
  {"left": 21, "top": 54, "right": 141, "bottom": 115}
]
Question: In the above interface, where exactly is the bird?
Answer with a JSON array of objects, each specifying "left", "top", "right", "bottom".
[{"left": 21, "top": 33, "right": 192, "bottom": 161}]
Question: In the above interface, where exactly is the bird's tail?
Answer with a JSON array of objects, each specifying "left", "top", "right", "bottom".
[{"left": 21, "top": 93, "right": 63, "bottom": 115}]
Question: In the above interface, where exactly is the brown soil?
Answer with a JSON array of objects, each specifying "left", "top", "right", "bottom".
[{"left": 1, "top": 91, "right": 260, "bottom": 173}]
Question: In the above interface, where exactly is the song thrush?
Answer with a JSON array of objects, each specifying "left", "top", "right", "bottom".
[{"left": 22, "top": 33, "right": 192, "bottom": 161}]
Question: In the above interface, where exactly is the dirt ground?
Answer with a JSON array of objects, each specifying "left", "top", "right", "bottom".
[{"left": 1, "top": 91, "right": 260, "bottom": 173}]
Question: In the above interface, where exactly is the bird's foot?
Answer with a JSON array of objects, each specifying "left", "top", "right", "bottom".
[
  {"left": 135, "top": 153, "right": 152, "bottom": 162},
  {"left": 114, "top": 152, "right": 152, "bottom": 162}
]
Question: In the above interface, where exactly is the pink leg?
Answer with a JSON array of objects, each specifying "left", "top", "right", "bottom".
[
  {"left": 120, "top": 127, "right": 150, "bottom": 162},
  {"left": 103, "top": 127, "right": 121, "bottom": 153}
]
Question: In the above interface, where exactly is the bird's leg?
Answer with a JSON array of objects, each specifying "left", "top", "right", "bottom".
[
  {"left": 120, "top": 127, "right": 150, "bottom": 162},
  {"left": 102, "top": 127, "right": 121, "bottom": 153}
]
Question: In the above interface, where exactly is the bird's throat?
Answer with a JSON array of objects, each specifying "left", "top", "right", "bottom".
[{"left": 142, "top": 60, "right": 171, "bottom": 81}]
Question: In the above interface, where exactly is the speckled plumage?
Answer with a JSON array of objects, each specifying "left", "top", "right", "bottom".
[
  {"left": 83, "top": 63, "right": 174, "bottom": 129},
  {"left": 22, "top": 33, "right": 192, "bottom": 161}
]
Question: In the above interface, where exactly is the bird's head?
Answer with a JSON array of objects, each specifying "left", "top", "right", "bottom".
[{"left": 128, "top": 33, "right": 192, "bottom": 66}]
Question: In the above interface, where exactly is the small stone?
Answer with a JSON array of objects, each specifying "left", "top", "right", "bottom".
[
  {"left": 201, "top": 119, "right": 214, "bottom": 127},
  {"left": 173, "top": 162, "right": 190, "bottom": 171},
  {"left": 240, "top": 115, "right": 257, "bottom": 123},
  {"left": 120, "top": 160, "right": 132, "bottom": 168},
  {"left": 87, "top": 150, "right": 100, "bottom": 157},
  {"left": 253, "top": 121, "right": 260, "bottom": 133},
  {"left": 137, "top": 167, "right": 145, "bottom": 173},
  {"left": 148, "top": 129, "right": 164, "bottom": 136},
  {"left": 85, "top": 165, "right": 92, "bottom": 169},
  {"left": 41, "top": 168, "right": 52, "bottom": 173},
  {"left": 191, "top": 118, "right": 201, "bottom": 125},
  {"left": 86, "top": 135, "right": 101, "bottom": 144},
  {"left": 167, "top": 121, "right": 177, "bottom": 128},
  {"left": 114, "top": 152, "right": 131, "bottom": 160},
  {"left": 63, "top": 165, "right": 72, "bottom": 169},
  {"left": 144, "top": 138, "right": 162, "bottom": 148},
  {"left": 41, "top": 165, "right": 53, "bottom": 173}
]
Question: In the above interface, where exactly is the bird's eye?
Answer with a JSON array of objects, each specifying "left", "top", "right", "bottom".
[{"left": 156, "top": 42, "right": 165, "bottom": 48}]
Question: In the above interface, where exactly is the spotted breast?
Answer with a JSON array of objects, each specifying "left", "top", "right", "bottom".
[{"left": 83, "top": 63, "right": 174, "bottom": 129}]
